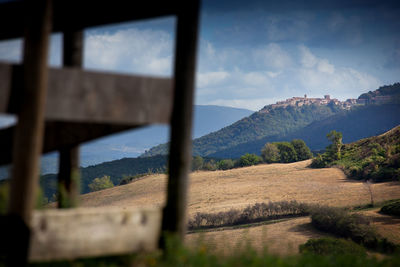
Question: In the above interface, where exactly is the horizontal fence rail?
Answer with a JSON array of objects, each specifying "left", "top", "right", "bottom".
[
  {"left": 29, "top": 207, "right": 161, "bottom": 261},
  {"left": 0, "top": 62, "right": 174, "bottom": 125}
]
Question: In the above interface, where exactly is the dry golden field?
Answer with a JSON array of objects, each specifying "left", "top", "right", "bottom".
[{"left": 78, "top": 160, "right": 400, "bottom": 254}]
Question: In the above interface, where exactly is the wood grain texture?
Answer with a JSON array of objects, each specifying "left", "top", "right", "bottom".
[
  {"left": 29, "top": 207, "right": 161, "bottom": 261},
  {"left": 0, "top": 62, "right": 173, "bottom": 124}
]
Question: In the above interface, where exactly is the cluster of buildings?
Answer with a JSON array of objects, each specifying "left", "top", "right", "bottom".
[{"left": 263, "top": 94, "right": 367, "bottom": 112}]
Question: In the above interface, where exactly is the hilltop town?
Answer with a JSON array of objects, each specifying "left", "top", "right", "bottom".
[{"left": 261, "top": 93, "right": 393, "bottom": 113}]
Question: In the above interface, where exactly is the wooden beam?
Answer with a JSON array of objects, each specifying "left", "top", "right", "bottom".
[
  {"left": 0, "top": 63, "right": 174, "bottom": 125},
  {"left": 29, "top": 207, "right": 161, "bottom": 261},
  {"left": 161, "top": 0, "right": 200, "bottom": 242},
  {"left": 0, "top": 0, "right": 178, "bottom": 41},
  {"left": 8, "top": 0, "right": 53, "bottom": 264},
  {"left": 0, "top": 122, "right": 133, "bottom": 166},
  {"left": 57, "top": 30, "right": 83, "bottom": 209}
]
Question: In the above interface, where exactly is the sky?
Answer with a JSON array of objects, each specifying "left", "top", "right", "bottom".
[{"left": 0, "top": 0, "right": 399, "bottom": 111}]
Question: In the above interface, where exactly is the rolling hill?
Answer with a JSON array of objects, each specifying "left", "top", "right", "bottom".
[
  {"left": 142, "top": 83, "right": 400, "bottom": 159},
  {"left": 0, "top": 105, "right": 252, "bottom": 179},
  {"left": 210, "top": 104, "right": 400, "bottom": 158},
  {"left": 141, "top": 103, "right": 343, "bottom": 157}
]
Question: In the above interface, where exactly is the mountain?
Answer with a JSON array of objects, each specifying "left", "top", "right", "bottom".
[
  {"left": 141, "top": 83, "right": 400, "bottom": 159},
  {"left": 0, "top": 105, "right": 252, "bottom": 179},
  {"left": 210, "top": 104, "right": 400, "bottom": 158},
  {"left": 141, "top": 103, "right": 343, "bottom": 157},
  {"left": 78, "top": 105, "right": 252, "bottom": 165}
]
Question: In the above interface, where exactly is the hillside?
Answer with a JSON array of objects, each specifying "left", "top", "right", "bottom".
[
  {"left": 40, "top": 155, "right": 167, "bottom": 199},
  {"left": 78, "top": 160, "right": 400, "bottom": 215},
  {"left": 142, "top": 83, "right": 400, "bottom": 159},
  {"left": 0, "top": 105, "right": 252, "bottom": 179},
  {"left": 210, "top": 104, "right": 400, "bottom": 158},
  {"left": 313, "top": 125, "right": 400, "bottom": 182},
  {"left": 142, "top": 104, "right": 342, "bottom": 157},
  {"left": 76, "top": 160, "right": 400, "bottom": 254}
]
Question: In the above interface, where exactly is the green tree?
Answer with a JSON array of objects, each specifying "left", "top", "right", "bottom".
[
  {"left": 88, "top": 175, "right": 114, "bottom": 192},
  {"left": 291, "top": 139, "right": 312, "bottom": 161},
  {"left": 326, "top": 130, "right": 343, "bottom": 160},
  {"left": 237, "top": 153, "right": 262, "bottom": 167},
  {"left": 217, "top": 159, "right": 235, "bottom": 170},
  {"left": 275, "top": 142, "right": 297, "bottom": 163},
  {"left": 261, "top": 143, "right": 280, "bottom": 163},
  {"left": 192, "top": 156, "right": 204, "bottom": 171}
]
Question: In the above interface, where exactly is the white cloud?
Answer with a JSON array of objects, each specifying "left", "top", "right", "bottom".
[
  {"left": 85, "top": 28, "right": 173, "bottom": 75},
  {"left": 317, "top": 59, "right": 335, "bottom": 74},
  {"left": 197, "top": 71, "right": 230, "bottom": 88},
  {"left": 253, "top": 43, "right": 292, "bottom": 70},
  {"left": 299, "top": 45, "right": 317, "bottom": 68}
]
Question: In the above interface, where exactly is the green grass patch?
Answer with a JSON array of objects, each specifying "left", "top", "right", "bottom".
[
  {"left": 380, "top": 200, "right": 400, "bottom": 216},
  {"left": 309, "top": 206, "right": 399, "bottom": 254},
  {"left": 299, "top": 237, "right": 367, "bottom": 256}
]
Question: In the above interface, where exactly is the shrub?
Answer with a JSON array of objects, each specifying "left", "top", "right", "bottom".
[
  {"left": 291, "top": 139, "right": 313, "bottom": 161},
  {"left": 380, "top": 200, "right": 400, "bottom": 216},
  {"left": 275, "top": 142, "right": 297, "bottom": 163},
  {"left": 261, "top": 143, "right": 280, "bottom": 163},
  {"left": 192, "top": 156, "right": 204, "bottom": 171},
  {"left": 310, "top": 153, "right": 327, "bottom": 168},
  {"left": 88, "top": 175, "right": 114, "bottom": 192},
  {"left": 299, "top": 237, "right": 366, "bottom": 256},
  {"left": 237, "top": 153, "right": 262, "bottom": 167},
  {"left": 188, "top": 201, "right": 310, "bottom": 230},
  {"left": 217, "top": 159, "right": 235, "bottom": 170},
  {"left": 309, "top": 206, "right": 399, "bottom": 253}
]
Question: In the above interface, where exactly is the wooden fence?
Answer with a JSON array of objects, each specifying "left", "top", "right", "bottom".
[{"left": 0, "top": 0, "right": 199, "bottom": 264}]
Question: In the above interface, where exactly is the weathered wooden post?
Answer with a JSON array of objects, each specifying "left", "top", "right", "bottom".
[
  {"left": 57, "top": 30, "right": 83, "bottom": 208},
  {"left": 7, "top": 0, "right": 52, "bottom": 264},
  {"left": 160, "top": 0, "right": 200, "bottom": 245}
]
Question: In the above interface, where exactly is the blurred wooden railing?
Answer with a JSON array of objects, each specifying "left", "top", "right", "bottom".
[{"left": 0, "top": 0, "right": 200, "bottom": 264}]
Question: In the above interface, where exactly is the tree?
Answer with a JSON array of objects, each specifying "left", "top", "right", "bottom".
[
  {"left": 88, "top": 175, "right": 114, "bottom": 192},
  {"left": 291, "top": 139, "right": 313, "bottom": 161},
  {"left": 275, "top": 142, "right": 297, "bottom": 163},
  {"left": 217, "top": 159, "right": 235, "bottom": 170},
  {"left": 237, "top": 153, "right": 262, "bottom": 167},
  {"left": 261, "top": 143, "right": 280, "bottom": 163},
  {"left": 326, "top": 130, "right": 343, "bottom": 160},
  {"left": 192, "top": 156, "right": 204, "bottom": 171}
]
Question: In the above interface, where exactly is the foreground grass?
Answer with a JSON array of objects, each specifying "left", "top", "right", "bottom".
[{"left": 29, "top": 237, "right": 400, "bottom": 267}]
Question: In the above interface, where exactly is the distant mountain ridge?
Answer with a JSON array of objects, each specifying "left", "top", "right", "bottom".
[
  {"left": 0, "top": 105, "right": 252, "bottom": 178},
  {"left": 141, "top": 83, "right": 400, "bottom": 158}
]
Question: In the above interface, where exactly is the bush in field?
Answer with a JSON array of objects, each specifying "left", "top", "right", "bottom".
[
  {"left": 275, "top": 142, "right": 297, "bottom": 163},
  {"left": 188, "top": 201, "right": 310, "bottom": 230},
  {"left": 380, "top": 200, "right": 400, "bottom": 216},
  {"left": 309, "top": 206, "right": 399, "bottom": 253},
  {"left": 299, "top": 237, "right": 366, "bottom": 256},
  {"left": 217, "top": 159, "right": 235, "bottom": 170},
  {"left": 291, "top": 139, "right": 313, "bottom": 161},
  {"left": 192, "top": 156, "right": 204, "bottom": 171},
  {"left": 237, "top": 153, "right": 262, "bottom": 167},
  {"left": 88, "top": 175, "right": 114, "bottom": 192},
  {"left": 261, "top": 143, "right": 280, "bottom": 163}
]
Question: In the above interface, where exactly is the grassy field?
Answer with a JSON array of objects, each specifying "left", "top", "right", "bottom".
[{"left": 77, "top": 160, "right": 400, "bottom": 255}]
